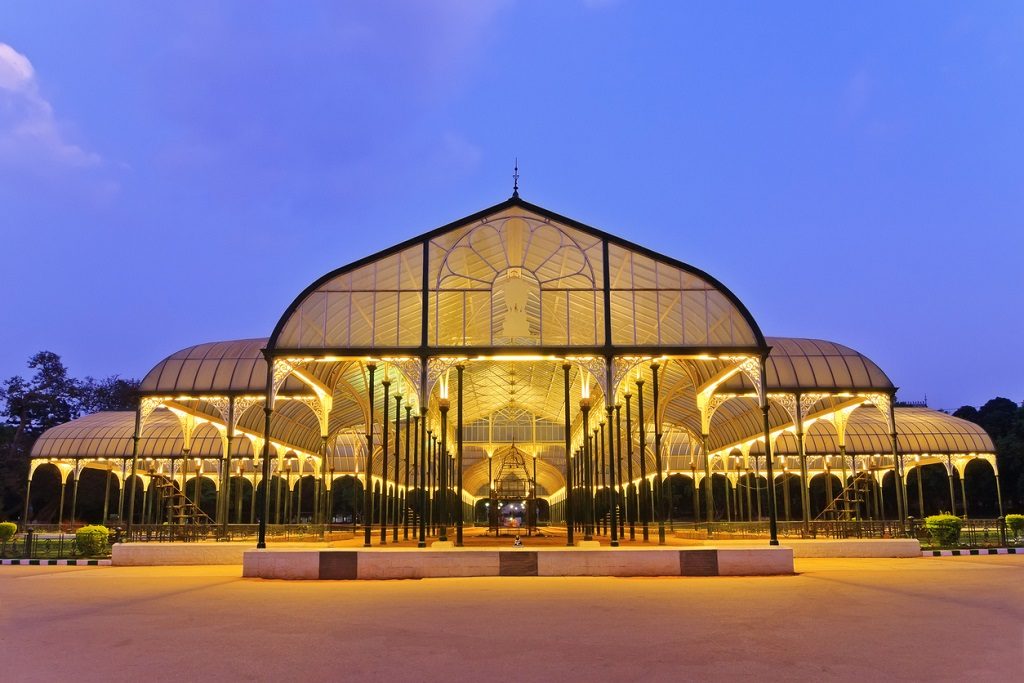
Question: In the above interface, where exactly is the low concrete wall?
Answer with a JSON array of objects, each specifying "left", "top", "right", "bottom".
[
  {"left": 112, "top": 542, "right": 253, "bottom": 566},
  {"left": 242, "top": 546, "right": 794, "bottom": 580},
  {"left": 784, "top": 539, "right": 921, "bottom": 558}
]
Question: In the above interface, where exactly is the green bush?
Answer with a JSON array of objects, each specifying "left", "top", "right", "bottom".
[
  {"left": 75, "top": 525, "right": 110, "bottom": 556},
  {"left": 0, "top": 522, "right": 16, "bottom": 543},
  {"left": 1006, "top": 514, "right": 1024, "bottom": 537},
  {"left": 925, "top": 514, "right": 963, "bottom": 547}
]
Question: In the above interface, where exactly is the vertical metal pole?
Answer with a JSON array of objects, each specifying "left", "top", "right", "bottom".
[
  {"left": 581, "top": 401, "right": 593, "bottom": 541},
  {"left": 102, "top": 467, "right": 111, "bottom": 523},
  {"left": 959, "top": 470, "right": 969, "bottom": 519},
  {"left": 404, "top": 405, "right": 412, "bottom": 540},
  {"left": 126, "top": 406, "right": 142, "bottom": 535},
  {"left": 701, "top": 434, "right": 713, "bottom": 534},
  {"left": 456, "top": 365, "right": 465, "bottom": 546},
  {"left": 219, "top": 396, "right": 234, "bottom": 536},
  {"left": 563, "top": 364, "right": 574, "bottom": 546},
  {"left": 760, "top": 359, "right": 779, "bottom": 546},
  {"left": 118, "top": 460, "right": 127, "bottom": 521},
  {"left": 428, "top": 432, "right": 436, "bottom": 535},
  {"left": 994, "top": 473, "right": 1004, "bottom": 518},
  {"left": 417, "top": 412, "right": 426, "bottom": 547},
  {"left": 691, "top": 466, "right": 700, "bottom": 524},
  {"left": 754, "top": 457, "right": 763, "bottom": 521},
  {"left": 380, "top": 378, "right": 390, "bottom": 544},
  {"left": 888, "top": 399, "right": 905, "bottom": 526},
  {"left": 615, "top": 404, "right": 624, "bottom": 539},
  {"left": 22, "top": 471, "right": 32, "bottom": 528},
  {"left": 606, "top": 405, "right": 619, "bottom": 546},
  {"left": 624, "top": 391, "right": 635, "bottom": 539},
  {"left": 651, "top": 361, "right": 666, "bottom": 545},
  {"left": 745, "top": 468, "right": 753, "bottom": 522},
  {"left": 915, "top": 460, "right": 925, "bottom": 516},
  {"left": 946, "top": 456, "right": 957, "bottom": 516},
  {"left": 71, "top": 469, "right": 80, "bottom": 525},
  {"left": 258, "top": 353, "right": 274, "bottom": 549},
  {"left": 840, "top": 447, "right": 851, "bottom": 519},
  {"left": 796, "top": 394, "right": 810, "bottom": 533},
  {"left": 363, "top": 363, "right": 376, "bottom": 547},
  {"left": 439, "top": 402, "right": 449, "bottom": 542},
  {"left": 636, "top": 376, "right": 648, "bottom": 542},
  {"left": 57, "top": 477, "right": 66, "bottom": 528},
  {"left": 393, "top": 394, "right": 402, "bottom": 542},
  {"left": 599, "top": 421, "right": 606, "bottom": 535}
]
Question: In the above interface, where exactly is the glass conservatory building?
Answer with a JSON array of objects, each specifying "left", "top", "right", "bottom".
[{"left": 26, "top": 196, "right": 1001, "bottom": 546}]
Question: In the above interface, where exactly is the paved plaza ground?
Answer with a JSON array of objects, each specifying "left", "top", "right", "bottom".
[{"left": 1, "top": 555, "right": 1020, "bottom": 681}]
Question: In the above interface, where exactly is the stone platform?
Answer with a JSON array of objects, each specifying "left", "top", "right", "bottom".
[
  {"left": 242, "top": 546, "right": 794, "bottom": 580},
  {"left": 113, "top": 542, "right": 252, "bottom": 566},
  {"left": 782, "top": 539, "right": 920, "bottom": 558}
]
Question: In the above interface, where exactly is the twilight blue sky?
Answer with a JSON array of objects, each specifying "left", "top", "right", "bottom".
[{"left": 1, "top": 1, "right": 1022, "bottom": 411}]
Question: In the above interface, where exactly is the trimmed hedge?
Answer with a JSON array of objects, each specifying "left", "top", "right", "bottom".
[
  {"left": 0, "top": 522, "right": 16, "bottom": 543},
  {"left": 924, "top": 514, "right": 963, "bottom": 547},
  {"left": 75, "top": 525, "right": 110, "bottom": 557},
  {"left": 1007, "top": 514, "right": 1024, "bottom": 537}
]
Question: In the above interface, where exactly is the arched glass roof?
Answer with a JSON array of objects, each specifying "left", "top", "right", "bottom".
[
  {"left": 772, "top": 407, "right": 994, "bottom": 456},
  {"left": 140, "top": 338, "right": 306, "bottom": 395},
  {"left": 29, "top": 411, "right": 237, "bottom": 460},
  {"left": 719, "top": 337, "right": 894, "bottom": 393},
  {"left": 270, "top": 198, "right": 766, "bottom": 353}
]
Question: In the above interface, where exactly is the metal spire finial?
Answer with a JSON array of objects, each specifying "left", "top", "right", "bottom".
[{"left": 512, "top": 158, "right": 520, "bottom": 199}]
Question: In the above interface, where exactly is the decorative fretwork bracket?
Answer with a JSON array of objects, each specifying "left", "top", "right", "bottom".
[
  {"left": 139, "top": 396, "right": 164, "bottom": 430},
  {"left": 383, "top": 357, "right": 423, "bottom": 409},
  {"left": 426, "top": 357, "right": 465, "bottom": 399},
  {"left": 166, "top": 407, "right": 197, "bottom": 452},
  {"left": 611, "top": 356, "right": 651, "bottom": 402},
  {"left": 859, "top": 393, "right": 894, "bottom": 432},
  {"left": 570, "top": 356, "right": 608, "bottom": 402},
  {"left": 799, "top": 393, "right": 832, "bottom": 425}
]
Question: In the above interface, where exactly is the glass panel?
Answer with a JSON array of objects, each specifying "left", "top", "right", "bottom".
[
  {"left": 373, "top": 292, "right": 399, "bottom": 347},
  {"left": 540, "top": 290, "right": 568, "bottom": 345},
  {"left": 349, "top": 292, "right": 375, "bottom": 346}
]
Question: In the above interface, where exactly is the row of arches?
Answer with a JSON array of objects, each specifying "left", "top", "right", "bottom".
[
  {"left": 26, "top": 464, "right": 499, "bottom": 531},
  {"left": 616, "top": 459, "right": 1001, "bottom": 524}
]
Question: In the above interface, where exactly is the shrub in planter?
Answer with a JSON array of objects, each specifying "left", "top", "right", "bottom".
[
  {"left": 1006, "top": 514, "right": 1024, "bottom": 538},
  {"left": 924, "top": 514, "right": 962, "bottom": 547},
  {"left": 75, "top": 525, "right": 110, "bottom": 556},
  {"left": 0, "top": 522, "right": 16, "bottom": 544}
]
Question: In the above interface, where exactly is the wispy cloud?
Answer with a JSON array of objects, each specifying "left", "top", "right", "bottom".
[{"left": 0, "top": 42, "right": 102, "bottom": 170}]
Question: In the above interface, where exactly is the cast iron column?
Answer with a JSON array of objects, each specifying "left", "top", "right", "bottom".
[
  {"left": 606, "top": 405, "right": 619, "bottom": 546},
  {"left": 417, "top": 412, "right": 427, "bottom": 547},
  {"left": 404, "top": 405, "right": 412, "bottom": 540},
  {"left": 615, "top": 404, "right": 624, "bottom": 539},
  {"left": 599, "top": 422, "right": 606, "bottom": 536},
  {"left": 379, "top": 378, "right": 390, "bottom": 544},
  {"left": 456, "top": 365, "right": 465, "bottom": 546},
  {"left": 946, "top": 455, "right": 957, "bottom": 516},
  {"left": 126, "top": 406, "right": 142, "bottom": 535},
  {"left": 624, "top": 390, "right": 635, "bottom": 540},
  {"left": 363, "top": 363, "right": 376, "bottom": 547},
  {"left": 581, "top": 398, "right": 593, "bottom": 541},
  {"left": 636, "top": 375, "right": 649, "bottom": 542},
  {"left": 651, "top": 361, "right": 666, "bottom": 545},
  {"left": 257, "top": 353, "right": 274, "bottom": 549},
  {"left": 701, "top": 434, "right": 713, "bottom": 534},
  {"left": 393, "top": 393, "right": 402, "bottom": 542},
  {"left": 562, "top": 364, "right": 574, "bottom": 546},
  {"left": 438, "top": 399, "right": 449, "bottom": 543},
  {"left": 760, "top": 359, "right": 779, "bottom": 546}
]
